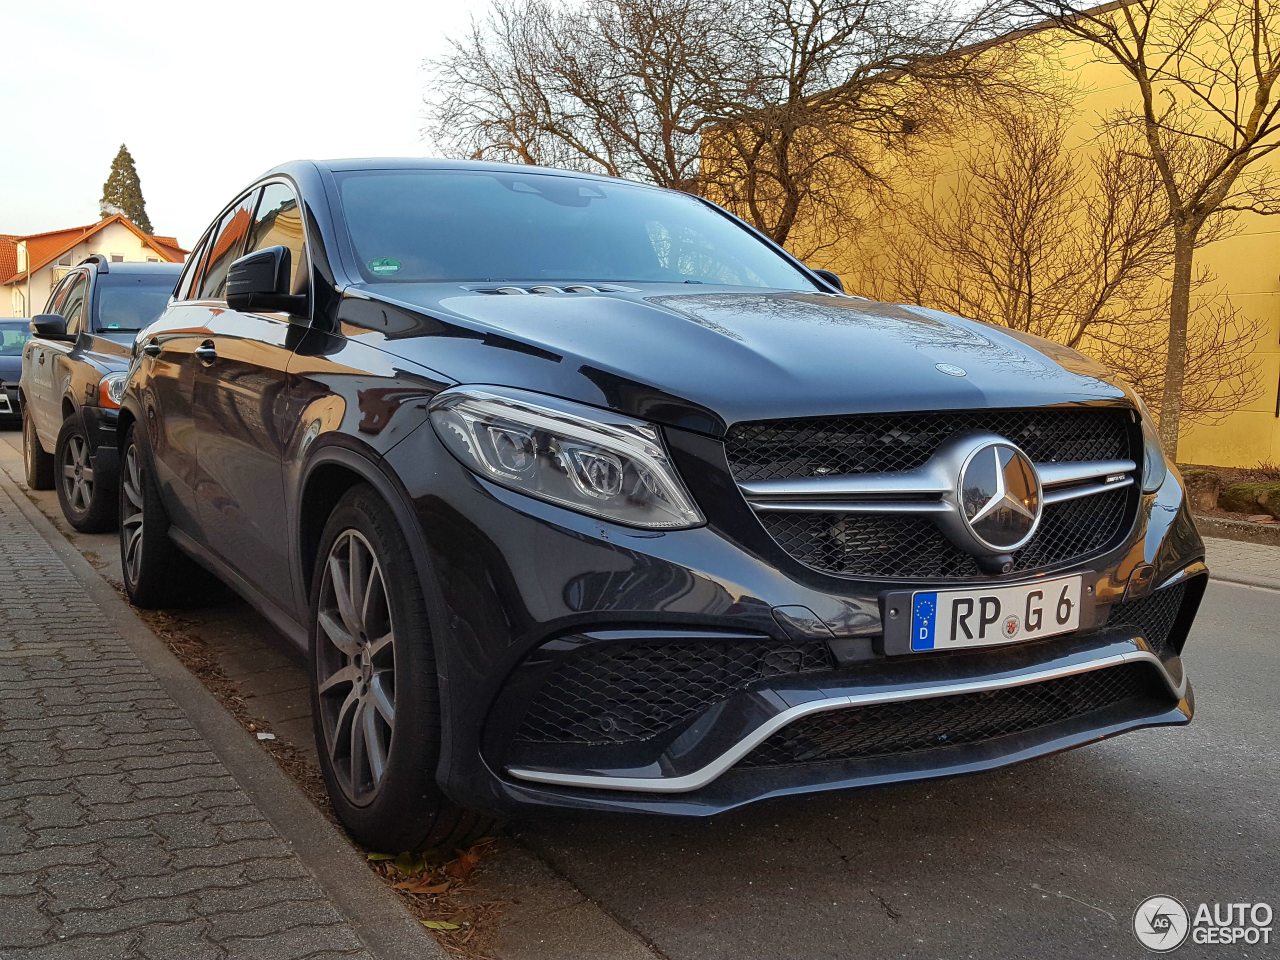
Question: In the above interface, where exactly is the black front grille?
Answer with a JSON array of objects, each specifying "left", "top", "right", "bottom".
[
  {"left": 740, "top": 663, "right": 1162, "bottom": 768},
  {"left": 758, "top": 486, "right": 1131, "bottom": 580},
  {"left": 728, "top": 407, "right": 1137, "bottom": 581},
  {"left": 1106, "top": 583, "right": 1187, "bottom": 656},
  {"left": 726, "top": 408, "right": 1133, "bottom": 482},
  {"left": 515, "top": 637, "right": 834, "bottom": 746}
]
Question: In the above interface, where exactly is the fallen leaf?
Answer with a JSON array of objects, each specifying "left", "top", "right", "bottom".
[
  {"left": 366, "top": 852, "right": 397, "bottom": 862},
  {"left": 394, "top": 879, "right": 453, "bottom": 894},
  {"left": 421, "top": 920, "right": 461, "bottom": 931},
  {"left": 393, "top": 851, "right": 428, "bottom": 876},
  {"left": 446, "top": 847, "right": 483, "bottom": 880}
]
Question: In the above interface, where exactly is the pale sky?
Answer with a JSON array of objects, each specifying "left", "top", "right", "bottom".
[{"left": 0, "top": 0, "right": 498, "bottom": 248}]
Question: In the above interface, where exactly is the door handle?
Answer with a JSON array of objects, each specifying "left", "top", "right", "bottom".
[
  {"left": 37, "top": 353, "right": 45, "bottom": 365},
  {"left": 142, "top": 341, "right": 161, "bottom": 357},
  {"left": 194, "top": 341, "right": 218, "bottom": 364}
]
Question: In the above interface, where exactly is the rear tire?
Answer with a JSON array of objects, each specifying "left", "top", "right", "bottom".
[
  {"left": 118, "top": 422, "right": 210, "bottom": 608},
  {"left": 56, "top": 415, "right": 118, "bottom": 532},
  {"left": 23, "top": 408, "right": 54, "bottom": 490},
  {"left": 309, "top": 484, "right": 497, "bottom": 853}
]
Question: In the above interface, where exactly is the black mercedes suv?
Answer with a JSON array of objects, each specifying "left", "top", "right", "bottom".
[{"left": 119, "top": 159, "right": 1205, "bottom": 852}]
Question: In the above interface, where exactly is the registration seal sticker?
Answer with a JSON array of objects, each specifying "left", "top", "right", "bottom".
[{"left": 367, "top": 257, "right": 401, "bottom": 276}]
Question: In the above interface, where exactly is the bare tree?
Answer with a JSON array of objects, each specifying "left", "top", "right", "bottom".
[
  {"left": 859, "top": 107, "right": 1262, "bottom": 423},
  {"left": 1021, "top": 0, "right": 1280, "bottom": 456},
  {"left": 705, "top": 0, "right": 1030, "bottom": 255},
  {"left": 425, "top": 0, "right": 1026, "bottom": 254},
  {"left": 426, "top": 0, "right": 740, "bottom": 190}
]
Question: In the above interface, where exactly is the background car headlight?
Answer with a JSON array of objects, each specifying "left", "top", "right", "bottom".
[
  {"left": 1134, "top": 396, "right": 1168, "bottom": 493},
  {"left": 98, "top": 373, "right": 127, "bottom": 409},
  {"left": 429, "top": 386, "right": 704, "bottom": 529}
]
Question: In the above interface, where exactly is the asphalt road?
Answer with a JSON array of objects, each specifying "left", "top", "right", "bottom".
[{"left": 2, "top": 425, "right": 1275, "bottom": 959}]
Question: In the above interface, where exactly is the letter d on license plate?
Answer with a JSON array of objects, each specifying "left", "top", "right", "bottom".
[{"left": 903, "top": 575, "right": 1084, "bottom": 653}]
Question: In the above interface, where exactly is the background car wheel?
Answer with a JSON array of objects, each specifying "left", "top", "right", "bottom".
[
  {"left": 22, "top": 408, "right": 54, "bottom": 490},
  {"left": 118, "top": 422, "right": 212, "bottom": 608},
  {"left": 310, "top": 484, "right": 497, "bottom": 853},
  {"left": 55, "top": 416, "right": 118, "bottom": 532}
]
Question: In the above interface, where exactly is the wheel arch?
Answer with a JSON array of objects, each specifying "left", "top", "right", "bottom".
[
  {"left": 296, "top": 444, "right": 463, "bottom": 793},
  {"left": 296, "top": 445, "right": 435, "bottom": 607}
]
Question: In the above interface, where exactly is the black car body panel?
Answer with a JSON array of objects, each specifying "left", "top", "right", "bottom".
[
  {"left": 350, "top": 283, "right": 1127, "bottom": 434},
  {"left": 119, "top": 159, "right": 1206, "bottom": 820}
]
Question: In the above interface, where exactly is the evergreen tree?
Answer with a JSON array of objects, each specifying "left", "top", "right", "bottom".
[{"left": 99, "top": 144, "right": 153, "bottom": 234}]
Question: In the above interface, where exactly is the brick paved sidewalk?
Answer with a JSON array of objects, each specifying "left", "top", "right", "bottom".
[
  {"left": 1202, "top": 536, "right": 1280, "bottom": 591},
  {"left": 0, "top": 483, "right": 439, "bottom": 960}
]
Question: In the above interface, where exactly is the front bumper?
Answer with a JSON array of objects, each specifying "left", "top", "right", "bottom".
[
  {"left": 0, "top": 382, "right": 20, "bottom": 420},
  {"left": 78, "top": 405, "right": 121, "bottom": 478},
  {"left": 384, "top": 421, "right": 1205, "bottom": 818}
]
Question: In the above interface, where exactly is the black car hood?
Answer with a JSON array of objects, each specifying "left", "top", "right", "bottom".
[
  {"left": 348, "top": 284, "right": 1129, "bottom": 435},
  {"left": 0, "top": 355, "right": 21, "bottom": 382}
]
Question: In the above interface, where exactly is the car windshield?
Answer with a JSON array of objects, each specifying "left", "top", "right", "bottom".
[
  {"left": 94, "top": 274, "right": 175, "bottom": 332},
  {"left": 0, "top": 321, "right": 30, "bottom": 356},
  {"left": 334, "top": 169, "right": 818, "bottom": 289}
]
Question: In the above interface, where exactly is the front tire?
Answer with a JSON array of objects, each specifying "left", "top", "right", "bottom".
[
  {"left": 56, "top": 415, "right": 118, "bottom": 532},
  {"left": 310, "top": 485, "right": 496, "bottom": 852},
  {"left": 23, "top": 408, "right": 54, "bottom": 490},
  {"left": 118, "top": 422, "right": 210, "bottom": 608}
]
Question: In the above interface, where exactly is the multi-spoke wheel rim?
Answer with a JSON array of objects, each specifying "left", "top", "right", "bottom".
[
  {"left": 61, "top": 433, "right": 94, "bottom": 514},
  {"left": 120, "top": 444, "right": 145, "bottom": 586},
  {"left": 316, "top": 529, "right": 396, "bottom": 804}
]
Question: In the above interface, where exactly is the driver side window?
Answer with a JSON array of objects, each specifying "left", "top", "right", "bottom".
[{"left": 59, "top": 275, "right": 88, "bottom": 336}]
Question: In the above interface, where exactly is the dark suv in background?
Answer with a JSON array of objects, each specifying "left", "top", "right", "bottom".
[
  {"left": 118, "top": 159, "right": 1205, "bottom": 853},
  {"left": 0, "top": 319, "right": 32, "bottom": 424},
  {"left": 21, "top": 256, "right": 181, "bottom": 530}
]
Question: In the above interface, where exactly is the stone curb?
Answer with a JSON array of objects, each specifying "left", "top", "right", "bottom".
[
  {"left": 1194, "top": 513, "right": 1280, "bottom": 547},
  {"left": 2, "top": 481, "right": 448, "bottom": 960}
]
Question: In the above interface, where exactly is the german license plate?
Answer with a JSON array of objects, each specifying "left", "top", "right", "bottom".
[{"left": 907, "top": 575, "right": 1083, "bottom": 652}]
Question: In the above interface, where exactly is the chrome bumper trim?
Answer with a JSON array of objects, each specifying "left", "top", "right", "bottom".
[{"left": 506, "top": 649, "right": 1183, "bottom": 794}]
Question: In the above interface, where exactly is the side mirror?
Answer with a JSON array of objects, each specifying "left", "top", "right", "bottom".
[
  {"left": 31, "top": 314, "right": 71, "bottom": 340},
  {"left": 226, "top": 246, "right": 306, "bottom": 314},
  {"left": 812, "top": 268, "right": 845, "bottom": 294}
]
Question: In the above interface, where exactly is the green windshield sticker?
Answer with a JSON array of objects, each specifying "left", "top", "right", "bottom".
[{"left": 368, "top": 257, "right": 401, "bottom": 276}]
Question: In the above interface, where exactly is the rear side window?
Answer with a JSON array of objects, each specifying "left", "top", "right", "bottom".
[
  {"left": 198, "top": 192, "right": 259, "bottom": 300},
  {"left": 245, "top": 182, "right": 308, "bottom": 296}
]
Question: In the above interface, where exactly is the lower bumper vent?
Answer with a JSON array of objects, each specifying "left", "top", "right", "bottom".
[
  {"left": 1104, "top": 583, "right": 1187, "bottom": 656},
  {"left": 515, "top": 636, "right": 834, "bottom": 746},
  {"left": 739, "top": 663, "right": 1164, "bottom": 768}
]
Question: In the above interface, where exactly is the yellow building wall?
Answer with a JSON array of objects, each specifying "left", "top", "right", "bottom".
[{"left": 809, "top": 25, "right": 1280, "bottom": 469}]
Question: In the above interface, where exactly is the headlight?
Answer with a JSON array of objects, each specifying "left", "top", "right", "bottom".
[
  {"left": 429, "top": 386, "right": 704, "bottom": 530},
  {"left": 1134, "top": 396, "right": 1168, "bottom": 493},
  {"left": 98, "top": 373, "right": 127, "bottom": 409}
]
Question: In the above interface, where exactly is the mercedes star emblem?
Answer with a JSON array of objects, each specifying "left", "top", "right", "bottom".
[{"left": 957, "top": 441, "right": 1043, "bottom": 552}]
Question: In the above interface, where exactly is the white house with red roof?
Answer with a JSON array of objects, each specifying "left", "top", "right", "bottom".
[{"left": 0, "top": 215, "right": 187, "bottom": 318}]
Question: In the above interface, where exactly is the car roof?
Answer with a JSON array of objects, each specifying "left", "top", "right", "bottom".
[
  {"left": 261, "top": 157, "right": 646, "bottom": 189},
  {"left": 85, "top": 261, "right": 183, "bottom": 277}
]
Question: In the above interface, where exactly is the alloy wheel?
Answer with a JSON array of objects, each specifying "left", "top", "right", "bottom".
[
  {"left": 61, "top": 434, "right": 94, "bottom": 514},
  {"left": 316, "top": 529, "right": 397, "bottom": 804},
  {"left": 120, "top": 444, "right": 145, "bottom": 586}
]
